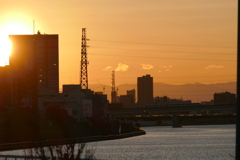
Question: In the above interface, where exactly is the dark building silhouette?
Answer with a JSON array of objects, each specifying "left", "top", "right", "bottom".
[
  {"left": 7, "top": 32, "right": 59, "bottom": 108},
  {"left": 214, "top": 92, "right": 236, "bottom": 105},
  {"left": 1, "top": 32, "right": 109, "bottom": 122},
  {"left": 127, "top": 89, "right": 135, "bottom": 103},
  {"left": 119, "top": 95, "right": 134, "bottom": 108},
  {"left": 118, "top": 89, "right": 135, "bottom": 108},
  {"left": 81, "top": 89, "right": 108, "bottom": 124},
  {"left": 0, "top": 66, "right": 11, "bottom": 110},
  {"left": 154, "top": 96, "right": 191, "bottom": 105},
  {"left": 111, "top": 90, "right": 117, "bottom": 103},
  {"left": 137, "top": 74, "right": 153, "bottom": 103}
]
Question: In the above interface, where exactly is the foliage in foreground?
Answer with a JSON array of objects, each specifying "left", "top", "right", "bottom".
[{"left": 24, "top": 143, "right": 96, "bottom": 160}]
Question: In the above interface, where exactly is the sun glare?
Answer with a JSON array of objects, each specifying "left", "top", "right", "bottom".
[
  {"left": 0, "top": 37, "right": 11, "bottom": 66},
  {"left": 0, "top": 17, "right": 32, "bottom": 66}
]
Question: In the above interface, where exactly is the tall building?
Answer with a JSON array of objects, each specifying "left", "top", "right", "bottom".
[
  {"left": 8, "top": 32, "right": 59, "bottom": 108},
  {"left": 137, "top": 74, "right": 153, "bottom": 103}
]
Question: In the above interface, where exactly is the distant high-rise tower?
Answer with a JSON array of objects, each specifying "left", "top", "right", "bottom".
[
  {"left": 137, "top": 74, "right": 153, "bottom": 103},
  {"left": 111, "top": 71, "right": 117, "bottom": 103},
  {"left": 80, "top": 28, "right": 89, "bottom": 89},
  {"left": 9, "top": 32, "right": 59, "bottom": 108}
]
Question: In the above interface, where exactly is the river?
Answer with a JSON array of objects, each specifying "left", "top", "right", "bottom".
[
  {"left": 0, "top": 124, "right": 236, "bottom": 160},
  {"left": 92, "top": 124, "right": 235, "bottom": 160}
]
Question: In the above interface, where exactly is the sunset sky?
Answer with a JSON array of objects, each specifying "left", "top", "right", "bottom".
[{"left": 0, "top": 0, "right": 238, "bottom": 90}]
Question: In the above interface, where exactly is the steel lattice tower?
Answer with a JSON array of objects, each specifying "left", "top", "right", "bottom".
[
  {"left": 80, "top": 28, "right": 89, "bottom": 89},
  {"left": 111, "top": 71, "right": 117, "bottom": 103}
]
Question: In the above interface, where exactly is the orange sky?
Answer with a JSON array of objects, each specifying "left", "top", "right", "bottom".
[{"left": 0, "top": 0, "right": 238, "bottom": 90}]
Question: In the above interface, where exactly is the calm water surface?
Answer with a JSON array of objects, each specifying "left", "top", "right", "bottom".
[
  {"left": 91, "top": 124, "right": 235, "bottom": 160},
  {"left": 1, "top": 124, "right": 235, "bottom": 160}
]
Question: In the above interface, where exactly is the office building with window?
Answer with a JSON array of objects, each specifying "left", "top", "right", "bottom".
[{"left": 8, "top": 32, "right": 59, "bottom": 108}]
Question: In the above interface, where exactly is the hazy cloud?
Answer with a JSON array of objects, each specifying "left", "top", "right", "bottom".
[
  {"left": 115, "top": 63, "right": 129, "bottom": 71},
  {"left": 205, "top": 65, "right": 225, "bottom": 69},
  {"left": 161, "top": 65, "right": 172, "bottom": 69},
  {"left": 160, "top": 65, "right": 173, "bottom": 71},
  {"left": 141, "top": 64, "right": 154, "bottom": 70},
  {"left": 102, "top": 66, "right": 113, "bottom": 71}
]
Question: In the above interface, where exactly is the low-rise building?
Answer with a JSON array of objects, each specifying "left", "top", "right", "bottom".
[
  {"left": 154, "top": 96, "right": 191, "bottom": 105},
  {"left": 38, "top": 85, "right": 91, "bottom": 121},
  {"left": 214, "top": 92, "right": 236, "bottom": 105},
  {"left": 119, "top": 95, "right": 135, "bottom": 108}
]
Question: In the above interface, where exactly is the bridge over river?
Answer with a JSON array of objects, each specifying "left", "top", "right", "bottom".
[
  {"left": 108, "top": 104, "right": 236, "bottom": 126},
  {"left": 109, "top": 104, "right": 236, "bottom": 118}
]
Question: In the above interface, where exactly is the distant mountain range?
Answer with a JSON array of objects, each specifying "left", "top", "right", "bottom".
[{"left": 89, "top": 81, "right": 236, "bottom": 103}]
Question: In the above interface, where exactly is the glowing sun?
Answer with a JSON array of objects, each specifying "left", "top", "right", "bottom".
[{"left": 0, "top": 17, "right": 32, "bottom": 66}]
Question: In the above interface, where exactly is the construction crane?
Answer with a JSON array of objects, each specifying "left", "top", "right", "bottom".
[{"left": 96, "top": 79, "right": 105, "bottom": 94}]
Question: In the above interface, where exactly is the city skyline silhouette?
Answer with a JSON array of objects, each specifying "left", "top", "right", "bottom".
[
  {"left": 0, "top": 1, "right": 237, "bottom": 89},
  {"left": 0, "top": 1, "right": 238, "bottom": 158}
]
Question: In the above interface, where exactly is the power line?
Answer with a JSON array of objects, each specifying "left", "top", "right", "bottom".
[
  {"left": 91, "top": 39, "right": 236, "bottom": 49},
  {"left": 91, "top": 46, "right": 236, "bottom": 56},
  {"left": 89, "top": 53, "right": 235, "bottom": 61},
  {"left": 153, "top": 75, "right": 236, "bottom": 78},
  {"left": 67, "top": 74, "right": 236, "bottom": 81},
  {"left": 87, "top": 78, "right": 236, "bottom": 85},
  {"left": 111, "top": 75, "right": 235, "bottom": 78}
]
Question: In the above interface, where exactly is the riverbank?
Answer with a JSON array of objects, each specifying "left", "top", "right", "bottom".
[{"left": 0, "top": 129, "right": 146, "bottom": 151}]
